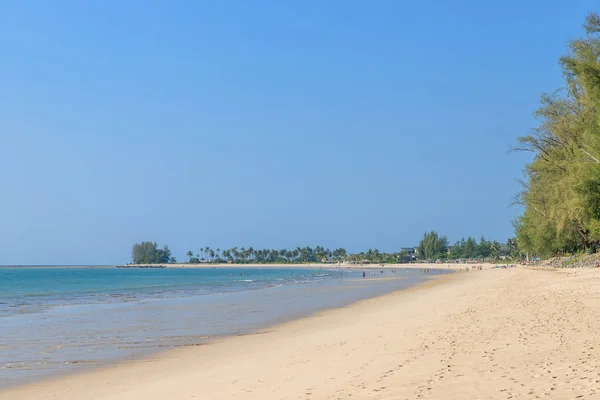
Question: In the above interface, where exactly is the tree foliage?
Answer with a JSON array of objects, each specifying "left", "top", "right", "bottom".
[
  {"left": 447, "top": 236, "right": 502, "bottom": 260},
  {"left": 185, "top": 246, "right": 350, "bottom": 264},
  {"left": 133, "top": 236, "right": 511, "bottom": 265},
  {"left": 505, "top": 237, "right": 522, "bottom": 259},
  {"left": 417, "top": 231, "right": 449, "bottom": 260},
  {"left": 185, "top": 245, "right": 415, "bottom": 264},
  {"left": 132, "top": 242, "right": 175, "bottom": 264},
  {"left": 515, "top": 13, "right": 600, "bottom": 257}
]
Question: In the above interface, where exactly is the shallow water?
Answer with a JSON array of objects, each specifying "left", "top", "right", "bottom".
[{"left": 0, "top": 266, "right": 450, "bottom": 387}]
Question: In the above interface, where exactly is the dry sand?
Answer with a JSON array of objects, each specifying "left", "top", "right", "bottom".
[{"left": 3, "top": 265, "right": 599, "bottom": 400}]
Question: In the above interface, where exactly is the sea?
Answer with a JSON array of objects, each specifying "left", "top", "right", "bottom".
[{"left": 0, "top": 266, "right": 450, "bottom": 388}]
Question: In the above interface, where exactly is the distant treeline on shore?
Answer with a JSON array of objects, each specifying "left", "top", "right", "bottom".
[{"left": 131, "top": 232, "right": 522, "bottom": 265}]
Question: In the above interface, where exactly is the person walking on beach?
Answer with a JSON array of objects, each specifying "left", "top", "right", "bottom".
[{"left": 362, "top": 271, "right": 366, "bottom": 278}]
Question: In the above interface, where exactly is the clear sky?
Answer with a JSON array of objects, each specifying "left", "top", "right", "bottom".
[{"left": 0, "top": 1, "right": 596, "bottom": 264}]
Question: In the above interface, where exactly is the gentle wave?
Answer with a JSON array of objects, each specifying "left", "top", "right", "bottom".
[
  {"left": 0, "top": 267, "right": 347, "bottom": 317},
  {"left": 1, "top": 267, "right": 451, "bottom": 388}
]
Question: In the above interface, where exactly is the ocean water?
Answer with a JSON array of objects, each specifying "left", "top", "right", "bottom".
[{"left": 0, "top": 266, "right": 450, "bottom": 388}]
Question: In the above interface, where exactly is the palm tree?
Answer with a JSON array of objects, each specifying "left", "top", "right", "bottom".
[
  {"left": 186, "top": 250, "right": 193, "bottom": 263},
  {"left": 243, "top": 248, "right": 250, "bottom": 263},
  {"left": 222, "top": 249, "right": 232, "bottom": 263},
  {"left": 270, "top": 249, "right": 278, "bottom": 262},
  {"left": 491, "top": 241, "right": 501, "bottom": 260},
  {"left": 507, "top": 238, "right": 519, "bottom": 259}
]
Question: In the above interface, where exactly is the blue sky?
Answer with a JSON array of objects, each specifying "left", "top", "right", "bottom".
[{"left": 0, "top": 1, "right": 596, "bottom": 264}]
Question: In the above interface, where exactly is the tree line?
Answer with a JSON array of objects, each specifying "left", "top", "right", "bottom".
[
  {"left": 417, "top": 231, "right": 522, "bottom": 260},
  {"left": 185, "top": 246, "right": 348, "bottom": 264},
  {"left": 131, "top": 234, "right": 519, "bottom": 265},
  {"left": 514, "top": 13, "right": 600, "bottom": 257},
  {"left": 184, "top": 246, "right": 424, "bottom": 264}
]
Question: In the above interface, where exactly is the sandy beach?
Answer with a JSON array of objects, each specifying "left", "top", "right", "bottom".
[
  {"left": 4, "top": 265, "right": 599, "bottom": 399},
  {"left": 117, "top": 262, "right": 493, "bottom": 270}
]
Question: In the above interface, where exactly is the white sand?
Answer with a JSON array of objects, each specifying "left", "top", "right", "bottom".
[
  {"left": 122, "top": 262, "right": 496, "bottom": 270},
  {"left": 4, "top": 265, "right": 598, "bottom": 399}
]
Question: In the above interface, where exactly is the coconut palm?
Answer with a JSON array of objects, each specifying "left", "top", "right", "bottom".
[{"left": 491, "top": 241, "right": 501, "bottom": 260}]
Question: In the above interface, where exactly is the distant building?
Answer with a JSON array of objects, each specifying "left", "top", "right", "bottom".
[{"left": 400, "top": 247, "right": 418, "bottom": 259}]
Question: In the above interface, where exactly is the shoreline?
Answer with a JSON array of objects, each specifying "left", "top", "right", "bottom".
[
  {"left": 1, "top": 267, "right": 447, "bottom": 389},
  {"left": 2, "top": 270, "right": 465, "bottom": 399},
  {"left": 1, "top": 269, "right": 456, "bottom": 395},
  {"left": 7, "top": 265, "right": 592, "bottom": 399},
  {"left": 115, "top": 262, "right": 503, "bottom": 270},
  {"left": 0, "top": 262, "right": 508, "bottom": 270}
]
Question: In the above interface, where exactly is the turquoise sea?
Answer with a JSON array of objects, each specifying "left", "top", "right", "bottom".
[{"left": 0, "top": 266, "right": 450, "bottom": 388}]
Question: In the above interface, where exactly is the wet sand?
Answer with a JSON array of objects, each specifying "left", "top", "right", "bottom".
[
  {"left": 5, "top": 265, "right": 597, "bottom": 400},
  {"left": 1, "top": 268, "right": 436, "bottom": 387}
]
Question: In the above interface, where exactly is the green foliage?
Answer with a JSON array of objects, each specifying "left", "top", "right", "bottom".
[
  {"left": 344, "top": 248, "right": 415, "bottom": 264},
  {"left": 447, "top": 236, "right": 501, "bottom": 260},
  {"left": 178, "top": 246, "right": 413, "bottom": 264},
  {"left": 506, "top": 237, "right": 522, "bottom": 259},
  {"left": 417, "top": 231, "right": 448, "bottom": 260},
  {"left": 193, "top": 246, "right": 347, "bottom": 264},
  {"left": 132, "top": 242, "right": 175, "bottom": 264},
  {"left": 514, "top": 13, "right": 600, "bottom": 257},
  {"left": 132, "top": 237, "right": 509, "bottom": 265}
]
